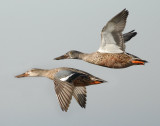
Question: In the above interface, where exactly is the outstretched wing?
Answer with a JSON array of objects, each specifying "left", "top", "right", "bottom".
[
  {"left": 53, "top": 78, "right": 74, "bottom": 112},
  {"left": 123, "top": 30, "right": 137, "bottom": 43},
  {"left": 98, "top": 9, "right": 129, "bottom": 53},
  {"left": 55, "top": 69, "right": 87, "bottom": 109},
  {"left": 73, "top": 86, "right": 87, "bottom": 108}
]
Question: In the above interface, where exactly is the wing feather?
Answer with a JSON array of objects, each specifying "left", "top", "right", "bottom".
[
  {"left": 98, "top": 9, "right": 129, "bottom": 53},
  {"left": 54, "top": 78, "right": 74, "bottom": 112},
  {"left": 73, "top": 86, "right": 87, "bottom": 108}
]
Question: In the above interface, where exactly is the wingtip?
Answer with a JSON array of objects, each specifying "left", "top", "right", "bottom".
[
  {"left": 134, "top": 32, "right": 137, "bottom": 36},
  {"left": 99, "top": 80, "right": 107, "bottom": 83},
  {"left": 132, "top": 30, "right": 137, "bottom": 37},
  {"left": 103, "top": 80, "right": 108, "bottom": 83},
  {"left": 120, "top": 8, "right": 129, "bottom": 18},
  {"left": 80, "top": 104, "right": 86, "bottom": 108},
  {"left": 123, "top": 8, "right": 128, "bottom": 12},
  {"left": 143, "top": 60, "right": 148, "bottom": 63},
  {"left": 131, "top": 30, "right": 137, "bottom": 34},
  {"left": 61, "top": 108, "right": 68, "bottom": 112}
]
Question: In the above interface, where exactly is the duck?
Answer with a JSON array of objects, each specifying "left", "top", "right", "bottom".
[
  {"left": 54, "top": 9, "right": 147, "bottom": 68},
  {"left": 15, "top": 67, "right": 106, "bottom": 112}
]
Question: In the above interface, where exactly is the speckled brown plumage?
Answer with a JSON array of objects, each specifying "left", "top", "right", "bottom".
[{"left": 82, "top": 52, "right": 134, "bottom": 68}]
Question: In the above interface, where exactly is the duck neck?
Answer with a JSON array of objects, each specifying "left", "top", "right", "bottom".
[
  {"left": 36, "top": 69, "right": 50, "bottom": 77},
  {"left": 71, "top": 51, "right": 87, "bottom": 60},
  {"left": 77, "top": 52, "right": 87, "bottom": 60}
]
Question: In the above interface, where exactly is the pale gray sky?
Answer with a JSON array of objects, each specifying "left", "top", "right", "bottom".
[{"left": 0, "top": 0, "right": 160, "bottom": 126}]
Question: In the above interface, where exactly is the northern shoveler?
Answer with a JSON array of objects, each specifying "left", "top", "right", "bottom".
[
  {"left": 16, "top": 67, "right": 106, "bottom": 112},
  {"left": 54, "top": 9, "right": 147, "bottom": 68}
]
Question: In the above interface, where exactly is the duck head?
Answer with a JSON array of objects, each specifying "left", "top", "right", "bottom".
[
  {"left": 15, "top": 68, "right": 45, "bottom": 78},
  {"left": 54, "top": 50, "right": 83, "bottom": 60}
]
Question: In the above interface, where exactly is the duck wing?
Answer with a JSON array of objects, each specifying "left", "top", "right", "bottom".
[
  {"left": 123, "top": 30, "right": 137, "bottom": 43},
  {"left": 53, "top": 78, "right": 74, "bottom": 112},
  {"left": 73, "top": 86, "right": 87, "bottom": 108},
  {"left": 98, "top": 9, "right": 128, "bottom": 53}
]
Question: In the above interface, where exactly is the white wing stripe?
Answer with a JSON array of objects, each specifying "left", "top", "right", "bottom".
[
  {"left": 60, "top": 73, "right": 74, "bottom": 81},
  {"left": 98, "top": 44, "right": 123, "bottom": 53}
]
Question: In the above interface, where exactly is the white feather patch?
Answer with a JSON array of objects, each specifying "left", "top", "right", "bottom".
[
  {"left": 60, "top": 73, "right": 74, "bottom": 81},
  {"left": 98, "top": 44, "right": 123, "bottom": 53}
]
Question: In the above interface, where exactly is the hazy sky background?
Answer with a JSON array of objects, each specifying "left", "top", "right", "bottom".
[{"left": 0, "top": 0, "right": 160, "bottom": 126}]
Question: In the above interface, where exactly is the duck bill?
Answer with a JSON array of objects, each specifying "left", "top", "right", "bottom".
[
  {"left": 54, "top": 54, "right": 68, "bottom": 60},
  {"left": 15, "top": 73, "right": 29, "bottom": 78}
]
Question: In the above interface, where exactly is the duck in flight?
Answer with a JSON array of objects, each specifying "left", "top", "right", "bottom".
[
  {"left": 16, "top": 67, "right": 106, "bottom": 112},
  {"left": 54, "top": 9, "right": 147, "bottom": 68}
]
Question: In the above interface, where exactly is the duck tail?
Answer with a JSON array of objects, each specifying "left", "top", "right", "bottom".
[{"left": 90, "top": 78, "right": 107, "bottom": 85}]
